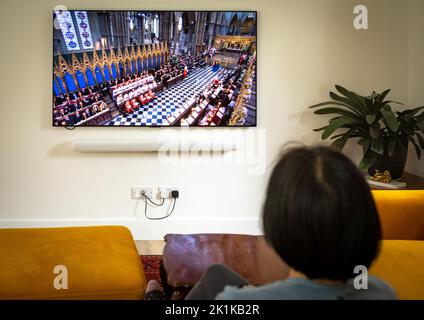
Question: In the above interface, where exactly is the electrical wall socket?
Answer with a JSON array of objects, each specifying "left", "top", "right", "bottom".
[
  {"left": 158, "top": 187, "right": 171, "bottom": 199},
  {"left": 158, "top": 187, "right": 179, "bottom": 199},
  {"left": 131, "top": 187, "right": 152, "bottom": 199}
]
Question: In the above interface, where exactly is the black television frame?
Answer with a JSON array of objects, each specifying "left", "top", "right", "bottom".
[{"left": 52, "top": 10, "right": 258, "bottom": 128}]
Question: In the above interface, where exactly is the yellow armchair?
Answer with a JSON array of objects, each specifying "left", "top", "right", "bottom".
[
  {"left": 370, "top": 190, "right": 424, "bottom": 299},
  {"left": 0, "top": 226, "right": 146, "bottom": 300}
]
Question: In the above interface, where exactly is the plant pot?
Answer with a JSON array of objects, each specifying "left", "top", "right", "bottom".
[{"left": 368, "top": 143, "right": 408, "bottom": 180}]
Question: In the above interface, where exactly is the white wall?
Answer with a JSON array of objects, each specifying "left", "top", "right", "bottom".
[
  {"left": 0, "top": 0, "right": 419, "bottom": 239},
  {"left": 406, "top": 0, "right": 424, "bottom": 176}
]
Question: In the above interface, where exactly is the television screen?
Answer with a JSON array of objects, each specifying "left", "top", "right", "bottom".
[{"left": 52, "top": 10, "right": 257, "bottom": 127}]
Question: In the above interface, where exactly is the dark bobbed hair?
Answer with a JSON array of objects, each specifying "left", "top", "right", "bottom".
[{"left": 263, "top": 145, "right": 381, "bottom": 281}]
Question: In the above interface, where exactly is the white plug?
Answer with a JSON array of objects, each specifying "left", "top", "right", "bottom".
[
  {"left": 158, "top": 187, "right": 171, "bottom": 199},
  {"left": 131, "top": 187, "right": 153, "bottom": 199}
]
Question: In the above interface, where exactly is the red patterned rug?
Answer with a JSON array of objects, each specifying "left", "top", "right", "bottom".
[{"left": 141, "top": 255, "right": 162, "bottom": 285}]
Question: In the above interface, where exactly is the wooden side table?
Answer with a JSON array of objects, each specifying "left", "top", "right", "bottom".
[{"left": 400, "top": 172, "right": 424, "bottom": 190}]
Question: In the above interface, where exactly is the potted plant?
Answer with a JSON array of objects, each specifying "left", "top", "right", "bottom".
[{"left": 309, "top": 85, "right": 424, "bottom": 179}]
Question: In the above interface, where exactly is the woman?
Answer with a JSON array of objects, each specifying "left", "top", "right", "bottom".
[{"left": 146, "top": 145, "right": 397, "bottom": 300}]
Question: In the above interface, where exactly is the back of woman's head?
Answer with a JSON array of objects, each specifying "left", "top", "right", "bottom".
[{"left": 263, "top": 145, "right": 381, "bottom": 281}]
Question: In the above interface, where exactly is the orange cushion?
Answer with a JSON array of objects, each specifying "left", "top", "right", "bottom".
[
  {"left": 370, "top": 240, "right": 424, "bottom": 300},
  {"left": 372, "top": 190, "right": 424, "bottom": 240},
  {"left": 0, "top": 226, "right": 145, "bottom": 299}
]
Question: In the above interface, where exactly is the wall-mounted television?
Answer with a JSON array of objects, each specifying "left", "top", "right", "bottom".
[{"left": 52, "top": 10, "right": 257, "bottom": 127}]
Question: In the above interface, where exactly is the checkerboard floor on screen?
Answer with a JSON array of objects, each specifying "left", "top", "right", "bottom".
[{"left": 107, "top": 66, "right": 227, "bottom": 126}]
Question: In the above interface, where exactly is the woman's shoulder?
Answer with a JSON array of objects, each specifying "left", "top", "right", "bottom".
[
  {"left": 216, "top": 278, "right": 329, "bottom": 300},
  {"left": 340, "top": 275, "right": 397, "bottom": 300},
  {"left": 216, "top": 276, "right": 397, "bottom": 300}
]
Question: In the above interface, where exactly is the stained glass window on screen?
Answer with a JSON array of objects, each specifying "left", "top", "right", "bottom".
[
  {"left": 55, "top": 10, "right": 80, "bottom": 51},
  {"left": 75, "top": 11, "right": 94, "bottom": 50}
]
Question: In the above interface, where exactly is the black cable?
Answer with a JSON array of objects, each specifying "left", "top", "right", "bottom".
[
  {"left": 143, "top": 193, "right": 165, "bottom": 206},
  {"left": 169, "top": 197, "right": 177, "bottom": 215},
  {"left": 144, "top": 197, "right": 177, "bottom": 221}
]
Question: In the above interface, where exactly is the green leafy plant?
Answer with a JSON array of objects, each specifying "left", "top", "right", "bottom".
[{"left": 309, "top": 85, "right": 424, "bottom": 170}]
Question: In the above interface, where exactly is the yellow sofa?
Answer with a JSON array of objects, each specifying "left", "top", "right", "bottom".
[
  {"left": 369, "top": 190, "right": 424, "bottom": 300},
  {"left": 0, "top": 226, "right": 146, "bottom": 299},
  {"left": 370, "top": 240, "right": 424, "bottom": 300},
  {"left": 0, "top": 190, "right": 422, "bottom": 300},
  {"left": 372, "top": 190, "right": 424, "bottom": 240}
]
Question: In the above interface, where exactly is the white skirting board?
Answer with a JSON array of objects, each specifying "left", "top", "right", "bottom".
[
  {"left": 0, "top": 218, "right": 262, "bottom": 240},
  {"left": 73, "top": 137, "right": 237, "bottom": 153}
]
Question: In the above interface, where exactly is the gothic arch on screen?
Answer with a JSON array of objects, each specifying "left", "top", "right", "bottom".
[{"left": 53, "top": 42, "right": 169, "bottom": 95}]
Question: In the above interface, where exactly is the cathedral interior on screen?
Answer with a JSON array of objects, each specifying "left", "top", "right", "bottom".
[{"left": 53, "top": 11, "right": 257, "bottom": 127}]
